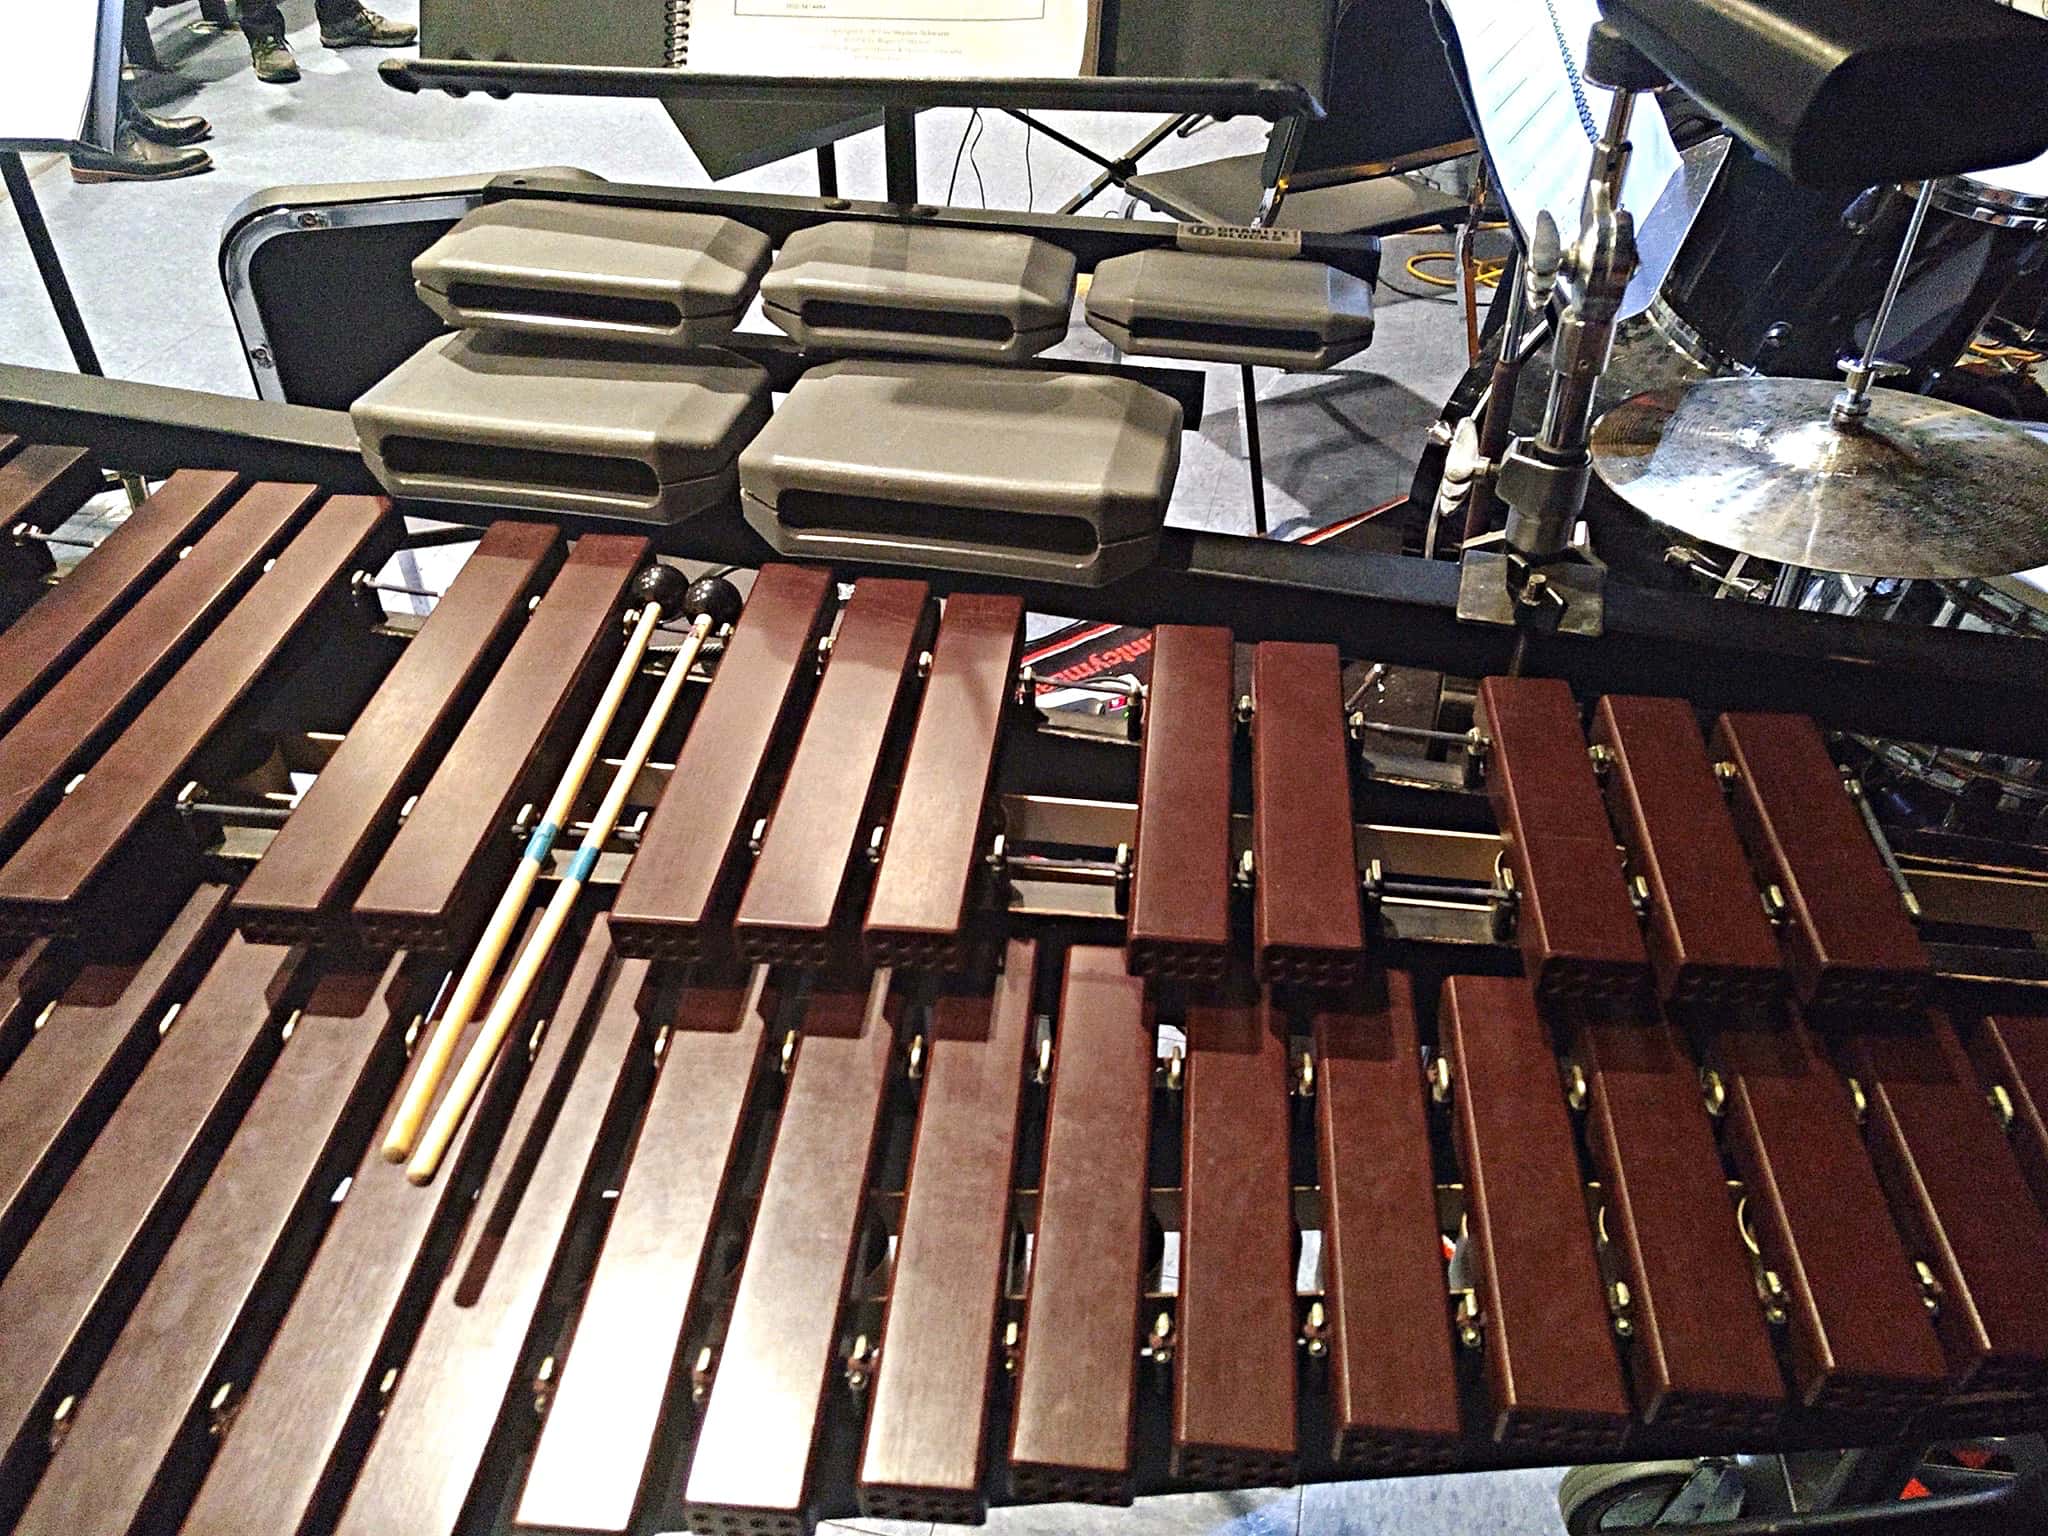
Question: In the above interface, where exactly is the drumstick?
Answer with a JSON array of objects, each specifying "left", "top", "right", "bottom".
[
  {"left": 381, "top": 563, "right": 690, "bottom": 1164},
  {"left": 406, "top": 608, "right": 716, "bottom": 1185}
]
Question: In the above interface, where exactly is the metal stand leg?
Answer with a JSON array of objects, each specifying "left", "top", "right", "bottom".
[
  {"left": 1241, "top": 363, "right": 1269, "bottom": 537},
  {"left": 0, "top": 150, "right": 143, "bottom": 508},
  {"left": 816, "top": 143, "right": 839, "bottom": 199},
  {"left": 999, "top": 110, "right": 1192, "bottom": 217},
  {"left": 882, "top": 104, "right": 918, "bottom": 206},
  {"left": 2, "top": 152, "right": 105, "bottom": 378},
  {"left": 1256, "top": 114, "right": 1305, "bottom": 227}
]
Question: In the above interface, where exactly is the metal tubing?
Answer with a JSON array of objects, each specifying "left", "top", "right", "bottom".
[
  {"left": 883, "top": 104, "right": 919, "bottom": 205},
  {"left": 1241, "top": 365, "right": 1269, "bottom": 537},
  {"left": 1, "top": 152, "right": 104, "bottom": 377}
]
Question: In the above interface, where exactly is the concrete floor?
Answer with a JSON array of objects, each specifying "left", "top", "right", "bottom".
[{"left": 0, "top": 5, "right": 1565, "bottom": 1533}]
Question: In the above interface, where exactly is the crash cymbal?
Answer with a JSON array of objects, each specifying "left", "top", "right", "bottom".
[{"left": 1590, "top": 376, "right": 2048, "bottom": 578}]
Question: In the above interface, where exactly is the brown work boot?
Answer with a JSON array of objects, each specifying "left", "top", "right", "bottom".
[
  {"left": 250, "top": 35, "right": 301, "bottom": 82},
  {"left": 319, "top": 7, "right": 418, "bottom": 46}
]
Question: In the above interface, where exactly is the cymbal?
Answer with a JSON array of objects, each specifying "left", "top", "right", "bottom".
[{"left": 1589, "top": 376, "right": 2048, "bottom": 578}]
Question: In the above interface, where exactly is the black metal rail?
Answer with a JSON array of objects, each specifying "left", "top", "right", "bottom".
[{"left": 378, "top": 59, "right": 1323, "bottom": 122}]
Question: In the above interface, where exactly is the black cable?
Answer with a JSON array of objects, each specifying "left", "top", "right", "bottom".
[
  {"left": 1023, "top": 116, "right": 1034, "bottom": 210},
  {"left": 967, "top": 108, "right": 987, "bottom": 207},
  {"left": 945, "top": 108, "right": 977, "bottom": 204}
]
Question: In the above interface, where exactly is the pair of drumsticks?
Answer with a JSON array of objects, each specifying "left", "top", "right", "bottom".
[{"left": 383, "top": 563, "right": 717, "bottom": 1184}]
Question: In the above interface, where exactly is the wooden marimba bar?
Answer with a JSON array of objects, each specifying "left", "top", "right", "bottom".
[{"left": 0, "top": 457, "right": 2047, "bottom": 1536}]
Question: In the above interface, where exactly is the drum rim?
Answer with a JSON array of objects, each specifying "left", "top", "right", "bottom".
[{"left": 1937, "top": 173, "right": 2048, "bottom": 230}]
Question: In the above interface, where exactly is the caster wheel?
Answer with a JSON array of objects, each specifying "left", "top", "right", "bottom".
[{"left": 1560, "top": 1460, "right": 1720, "bottom": 1533}]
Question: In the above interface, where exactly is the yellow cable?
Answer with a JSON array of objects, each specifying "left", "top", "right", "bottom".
[
  {"left": 1404, "top": 249, "right": 1505, "bottom": 289},
  {"left": 1971, "top": 339, "right": 2046, "bottom": 363}
]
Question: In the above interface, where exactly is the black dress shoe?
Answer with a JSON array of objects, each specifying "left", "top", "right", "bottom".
[
  {"left": 129, "top": 106, "right": 211, "bottom": 147},
  {"left": 69, "top": 122, "right": 213, "bottom": 183}
]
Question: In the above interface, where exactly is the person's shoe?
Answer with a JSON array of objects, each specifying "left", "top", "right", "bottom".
[
  {"left": 250, "top": 35, "right": 301, "bottom": 82},
  {"left": 319, "top": 8, "right": 418, "bottom": 47},
  {"left": 69, "top": 124, "right": 213, "bottom": 183},
  {"left": 129, "top": 106, "right": 211, "bottom": 147}
]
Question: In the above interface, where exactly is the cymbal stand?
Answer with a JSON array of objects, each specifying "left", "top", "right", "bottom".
[
  {"left": 1457, "top": 19, "right": 1668, "bottom": 639},
  {"left": 1831, "top": 179, "right": 1937, "bottom": 429}
]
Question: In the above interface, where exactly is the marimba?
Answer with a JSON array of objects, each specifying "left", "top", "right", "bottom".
[{"left": 0, "top": 455, "right": 2047, "bottom": 1536}]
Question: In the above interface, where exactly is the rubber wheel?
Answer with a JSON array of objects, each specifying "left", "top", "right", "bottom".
[{"left": 1559, "top": 1461, "right": 1704, "bottom": 1533}]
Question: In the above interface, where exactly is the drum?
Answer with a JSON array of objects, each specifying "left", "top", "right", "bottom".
[
  {"left": 1583, "top": 143, "right": 2048, "bottom": 600},
  {"left": 1655, "top": 141, "right": 2048, "bottom": 389},
  {"left": 1804, "top": 570, "right": 2048, "bottom": 840}
]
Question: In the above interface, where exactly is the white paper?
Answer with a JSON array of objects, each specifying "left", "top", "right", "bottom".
[
  {"left": 0, "top": 0, "right": 123, "bottom": 150},
  {"left": 682, "top": 0, "right": 1093, "bottom": 78},
  {"left": 1440, "top": 0, "right": 1684, "bottom": 315}
]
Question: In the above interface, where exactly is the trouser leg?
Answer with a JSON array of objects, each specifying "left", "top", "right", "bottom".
[{"left": 235, "top": 0, "right": 288, "bottom": 42}]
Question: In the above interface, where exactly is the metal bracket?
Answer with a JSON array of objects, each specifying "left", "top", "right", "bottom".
[{"left": 1456, "top": 549, "right": 1606, "bottom": 638}]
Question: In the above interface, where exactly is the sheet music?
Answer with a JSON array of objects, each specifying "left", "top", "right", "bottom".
[
  {"left": 1440, "top": 0, "right": 1684, "bottom": 315},
  {"left": 0, "top": 0, "right": 123, "bottom": 149},
  {"left": 682, "top": 0, "right": 1095, "bottom": 78}
]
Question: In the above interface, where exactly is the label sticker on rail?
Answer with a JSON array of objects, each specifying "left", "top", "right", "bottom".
[{"left": 1175, "top": 223, "right": 1303, "bottom": 258}]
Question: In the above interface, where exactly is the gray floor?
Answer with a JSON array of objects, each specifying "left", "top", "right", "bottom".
[{"left": 2, "top": 7, "right": 1562, "bottom": 1534}]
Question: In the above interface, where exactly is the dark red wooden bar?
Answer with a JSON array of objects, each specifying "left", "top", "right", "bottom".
[
  {"left": 1125, "top": 624, "right": 1233, "bottom": 980},
  {"left": 1711, "top": 1018, "right": 1948, "bottom": 1425},
  {"left": 235, "top": 521, "right": 559, "bottom": 942},
  {"left": 1441, "top": 973, "right": 1631, "bottom": 1454},
  {"left": 1592, "top": 695, "right": 1782, "bottom": 1009},
  {"left": 0, "top": 469, "right": 240, "bottom": 735},
  {"left": 1008, "top": 946, "right": 1152, "bottom": 1505},
  {"left": 1712, "top": 712, "right": 1930, "bottom": 1015},
  {"left": 0, "top": 934, "right": 59, "bottom": 1077},
  {"left": 354, "top": 532, "right": 645, "bottom": 951},
  {"left": 516, "top": 970, "right": 770, "bottom": 1536},
  {"left": 1575, "top": 1016, "right": 1785, "bottom": 1436},
  {"left": 611, "top": 563, "right": 834, "bottom": 961},
  {"left": 0, "top": 443, "right": 102, "bottom": 536},
  {"left": 179, "top": 918, "right": 549, "bottom": 1536},
  {"left": 12, "top": 952, "right": 418, "bottom": 1536},
  {"left": 0, "top": 933, "right": 297, "bottom": 1511},
  {"left": 0, "top": 882, "right": 230, "bottom": 1268},
  {"left": 0, "top": 494, "right": 388, "bottom": 933},
  {"left": 684, "top": 976, "right": 897, "bottom": 1535},
  {"left": 1478, "top": 677, "right": 1646, "bottom": 1005},
  {"left": 735, "top": 578, "right": 930, "bottom": 964},
  {"left": 859, "top": 941, "right": 1036, "bottom": 1524},
  {"left": 1174, "top": 989, "right": 1296, "bottom": 1484},
  {"left": 1970, "top": 1014, "right": 2048, "bottom": 1217},
  {"left": 1312, "top": 972, "right": 1462, "bottom": 1471},
  {"left": 332, "top": 923, "right": 649, "bottom": 1536},
  {"left": 1838, "top": 1016, "right": 2048, "bottom": 1396},
  {"left": 864, "top": 592, "right": 1023, "bottom": 969},
  {"left": 0, "top": 481, "right": 322, "bottom": 854},
  {"left": 1250, "top": 642, "right": 1364, "bottom": 986}
]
